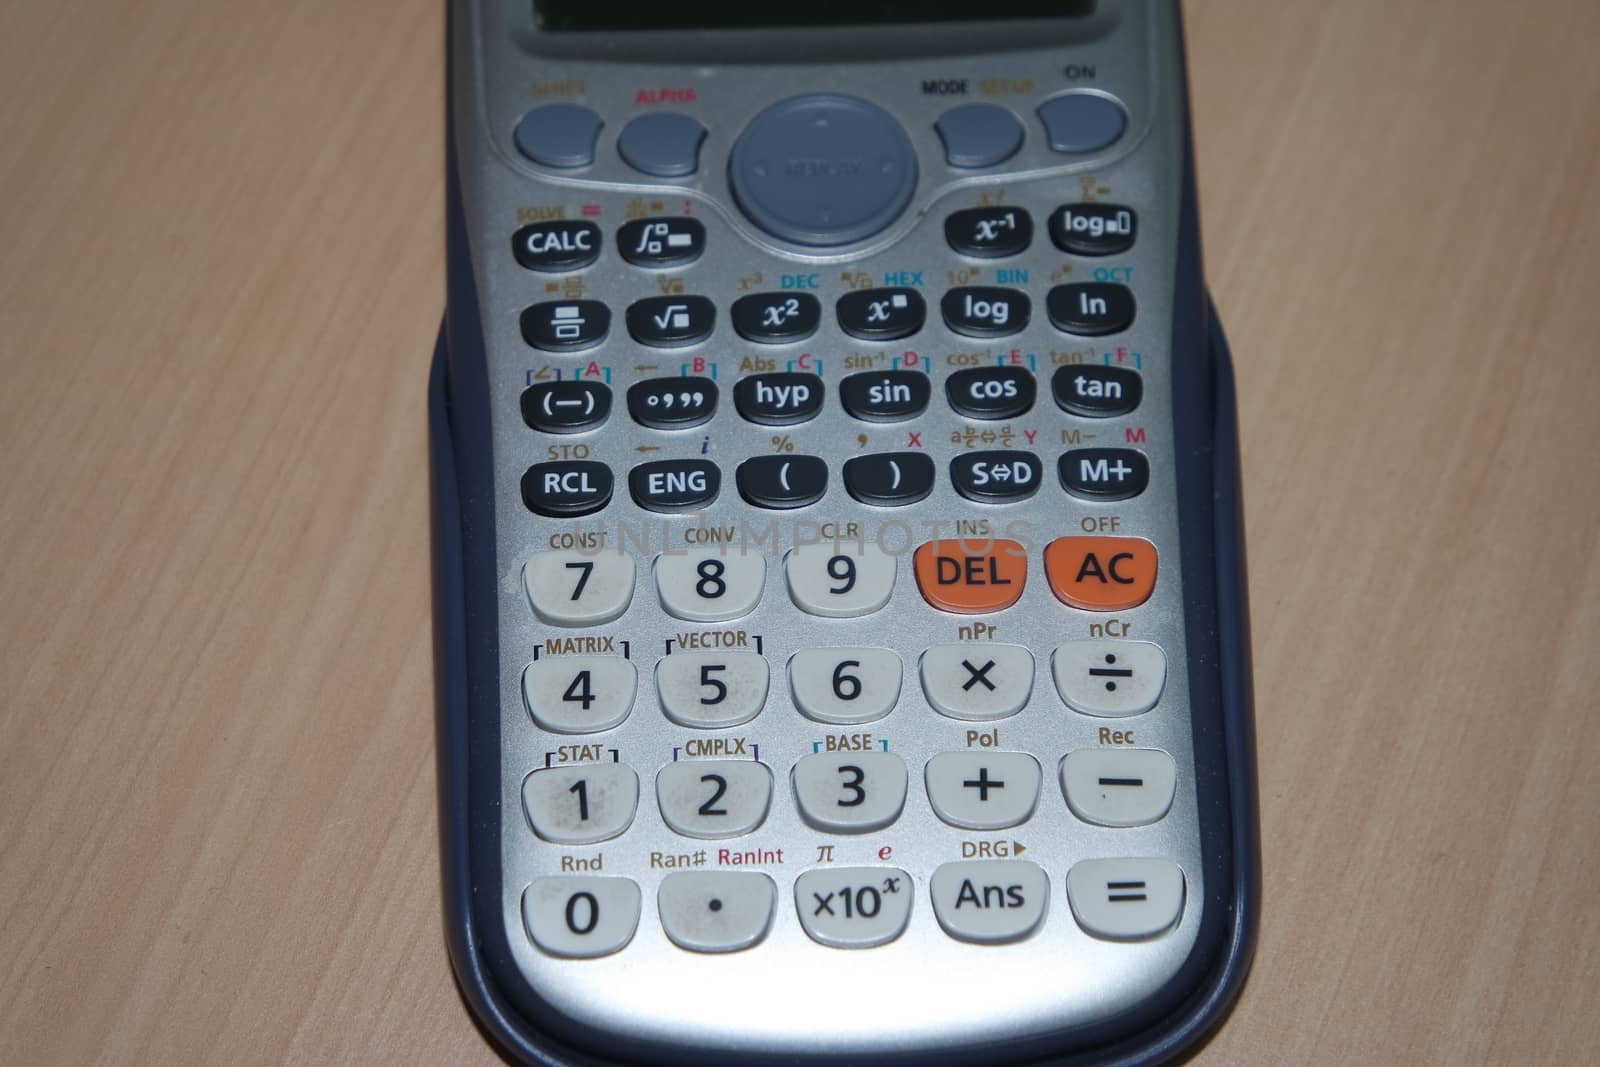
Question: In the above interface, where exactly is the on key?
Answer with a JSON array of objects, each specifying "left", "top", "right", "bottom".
[
  {"left": 736, "top": 455, "right": 827, "bottom": 509},
  {"left": 1052, "top": 365, "right": 1142, "bottom": 418},
  {"left": 731, "top": 292, "right": 821, "bottom": 344},
  {"left": 521, "top": 380, "right": 611, "bottom": 433},
  {"left": 843, "top": 452, "right": 935, "bottom": 507},
  {"left": 626, "top": 295, "right": 715, "bottom": 347},
  {"left": 837, "top": 287, "right": 926, "bottom": 341},
  {"left": 1047, "top": 283, "right": 1135, "bottom": 336},
  {"left": 520, "top": 299, "right": 610, "bottom": 352},
  {"left": 522, "top": 461, "right": 613, "bottom": 517},
  {"left": 941, "top": 287, "right": 1029, "bottom": 338}
]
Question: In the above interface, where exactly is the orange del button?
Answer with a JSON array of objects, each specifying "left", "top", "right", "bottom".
[
  {"left": 1044, "top": 537, "right": 1158, "bottom": 611},
  {"left": 914, "top": 539, "right": 1028, "bottom": 614}
]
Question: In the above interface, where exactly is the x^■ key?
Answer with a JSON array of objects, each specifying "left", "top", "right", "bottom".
[{"left": 961, "top": 658, "right": 997, "bottom": 692}]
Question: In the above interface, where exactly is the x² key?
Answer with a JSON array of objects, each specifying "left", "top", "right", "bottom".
[
  {"left": 914, "top": 539, "right": 1028, "bottom": 614},
  {"left": 1044, "top": 537, "right": 1157, "bottom": 611}
]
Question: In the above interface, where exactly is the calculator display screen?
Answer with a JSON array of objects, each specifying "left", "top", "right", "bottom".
[{"left": 533, "top": 1, "right": 1095, "bottom": 32}]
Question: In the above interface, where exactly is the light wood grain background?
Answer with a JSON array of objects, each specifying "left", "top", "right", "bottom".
[{"left": 2, "top": 0, "right": 1597, "bottom": 1063}]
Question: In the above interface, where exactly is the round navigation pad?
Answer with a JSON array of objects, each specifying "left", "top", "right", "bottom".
[{"left": 729, "top": 94, "right": 917, "bottom": 247}]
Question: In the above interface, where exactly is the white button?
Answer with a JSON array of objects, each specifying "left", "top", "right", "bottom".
[
  {"left": 522, "top": 876, "right": 641, "bottom": 958},
  {"left": 930, "top": 860, "right": 1049, "bottom": 944},
  {"left": 795, "top": 867, "right": 913, "bottom": 948},
  {"left": 788, "top": 647, "right": 902, "bottom": 725},
  {"left": 1061, "top": 749, "right": 1177, "bottom": 827},
  {"left": 523, "top": 550, "right": 635, "bottom": 627},
  {"left": 1066, "top": 858, "right": 1185, "bottom": 941},
  {"left": 656, "top": 759, "right": 773, "bottom": 839},
  {"left": 792, "top": 751, "right": 907, "bottom": 833},
  {"left": 784, "top": 542, "right": 896, "bottom": 618},
  {"left": 925, "top": 751, "right": 1041, "bottom": 830},
  {"left": 1052, "top": 640, "right": 1166, "bottom": 717},
  {"left": 655, "top": 551, "right": 765, "bottom": 622},
  {"left": 920, "top": 643, "right": 1034, "bottom": 721},
  {"left": 655, "top": 651, "right": 769, "bottom": 729},
  {"left": 522, "top": 763, "right": 638, "bottom": 844},
  {"left": 658, "top": 871, "right": 776, "bottom": 953},
  {"left": 522, "top": 656, "right": 637, "bottom": 733}
]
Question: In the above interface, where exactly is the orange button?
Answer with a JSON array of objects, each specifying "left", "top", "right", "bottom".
[
  {"left": 1044, "top": 537, "right": 1158, "bottom": 611},
  {"left": 913, "top": 539, "right": 1028, "bottom": 614}
]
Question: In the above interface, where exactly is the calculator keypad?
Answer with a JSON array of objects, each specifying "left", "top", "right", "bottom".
[
  {"left": 654, "top": 551, "right": 765, "bottom": 622},
  {"left": 919, "top": 643, "right": 1035, "bottom": 721},
  {"left": 924, "top": 752, "right": 1042, "bottom": 830},
  {"left": 655, "top": 759, "right": 773, "bottom": 839},
  {"left": 522, "top": 763, "right": 640, "bottom": 845},
  {"left": 657, "top": 871, "right": 776, "bottom": 954},
  {"left": 795, "top": 867, "right": 914, "bottom": 949},
  {"left": 523, "top": 549, "right": 635, "bottom": 627},
  {"left": 522, "top": 656, "right": 637, "bottom": 734},
  {"left": 522, "top": 876, "right": 640, "bottom": 959},
  {"left": 930, "top": 860, "right": 1050, "bottom": 944},
  {"left": 788, "top": 647, "right": 902, "bottom": 725},
  {"left": 791, "top": 751, "right": 909, "bottom": 833},
  {"left": 784, "top": 543, "right": 896, "bottom": 618},
  {"left": 654, "top": 651, "right": 769, "bottom": 729}
]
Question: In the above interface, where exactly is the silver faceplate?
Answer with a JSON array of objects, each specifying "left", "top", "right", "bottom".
[{"left": 452, "top": 0, "right": 1206, "bottom": 1058}]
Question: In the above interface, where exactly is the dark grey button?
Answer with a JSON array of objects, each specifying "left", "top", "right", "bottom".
[
  {"left": 617, "top": 218, "right": 705, "bottom": 268},
  {"left": 1052, "top": 365, "right": 1142, "bottom": 418},
  {"left": 729, "top": 94, "right": 917, "bottom": 247},
  {"left": 1059, "top": 449, "right": 1148, "bottom": 501},
  {"left": 522, "top": 461, "right": 613, "bottom": 517},
  {"left": 934, "top": 104, "right": 1024, "bottom": 169},
  {"left": 941, "top": 287, "right": 1030, "bottom": 338},
  {"left": 627, "top": 376, "right": 718, "bottom": 429},
  {"left": 512, "top": 221, "right": 601, "bottom": 272},
  {"left": 843, "top": 452, "right": 935, "bottom": 507},
  {"left": 1046, "top": 283, "right": 1135, "bottom": 336},
  {"left": 522, "top": 381, "right": 611, "bottom": 434},
  {"left": 736, "top": 455, "right": 827, "bottom": 510},
  {"left": 950, "top": 451, "right": 1043, "bottom": 504},
  {"left": 840, "top": 371, "right": 931, "bottom": 423},
  {"left": 617, "top": 112, "right": 707, "bottom": 177},
  {"left": 520, "top": 299, "right": 610, "bottom": 352},
  {"left": 945, "top": 207, "right": 1033, "bottom": 258},
  {"left": 625, "top": 296, "right": 715, "bottom": 347},
  {"left": 731, "top": 292, "right": 821, "bottom": 344},
  {"left": 733, "top": 373, "right": 824, "bottom": 425},
  {"left": 514, "top": 104, "right": 604, "bottom": 169},
  {"left": 945, "top": 367, "right": 1036, "bottom": 420},
  {"left": 836, "top": 288, "right": 926, "bottom": 341},
  {"left": 1048, "top": 203, "right": 1137, "bottom": 256},
  {"left": 1036, "top": 93, "right": 1126, "bottom": 155},
  {"left": 629, "top": 459, "right": 721, "bottom": 512}
]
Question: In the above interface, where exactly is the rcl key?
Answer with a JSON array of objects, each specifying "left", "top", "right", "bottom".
[{"left": 521, "top": 461, "right": 613, "bottom": 517}]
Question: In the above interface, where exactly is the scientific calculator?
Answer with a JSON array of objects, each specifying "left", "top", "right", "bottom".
[{"left": 429, "top": 1, "right": 1259, "bottom": 1063}]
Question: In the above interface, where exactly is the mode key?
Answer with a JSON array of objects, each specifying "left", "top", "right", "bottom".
[
  {"left": 521, "top": 461, "right": 613, "bottom": 517},
  {"left": 941, "top": 287, "right": 1029, "bottom": 338},
  {"left": 733, "top": 373, "right": 824, "bottom": 426},
  {"left": 951, "top": 451, "right": 1043, "bottom": 503},
  {"left": 1046, "top": 283, "right": 1135, "bottom": 336},
  {"left": 521, "top": 380, "right": 611, "bottom": 433},
  {"left": 1048, "top": 203, "right": 1137, "bottom": 257},
  {"left": 837, "top": 287, "right": 926, "bottom": 341},
  {"left": 512, "top": 220, "right": 601, "bottom": 272},
  {"left": 945, "top": 366, "right": 1035, "bottom": 420},
  {"left": 1052, "top": 365, "right": 1142, "bottom": 418}
]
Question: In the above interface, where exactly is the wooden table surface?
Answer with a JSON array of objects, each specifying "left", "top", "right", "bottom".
[{"left": 3, "top": 1, "right": 1597, "bottom": 1063}]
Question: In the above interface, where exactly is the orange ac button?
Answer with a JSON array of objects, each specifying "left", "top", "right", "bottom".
[
  {"left": 913, "top": 539, "right": 1028, "bottom": 614},
  {"left": 1044, "top": 536, "right": 1158, "bottom": 611}
]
